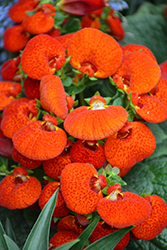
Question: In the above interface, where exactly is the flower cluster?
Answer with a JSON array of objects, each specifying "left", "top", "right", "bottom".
[{"left": 1, "top": 0, "right": 167, "bottom": 249}]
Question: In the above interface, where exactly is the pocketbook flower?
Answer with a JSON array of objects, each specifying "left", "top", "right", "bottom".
[
  {"left": 64, "top": 95, "right": 128, "bottom": 140},
  {"left": 67, "top": 27, "right": 123, "bottom": 78}
]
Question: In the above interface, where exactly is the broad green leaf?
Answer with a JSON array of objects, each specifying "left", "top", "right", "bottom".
[
  {"left": 22, "top": 188, "right": 59, "bottom": 250},
  {"left": 63, "top": 18, "right": 80, "bottom": 33},
  {"left": 4, "top": 235, "right": 20, "bottom": 250},
  {"left": 85, "top": 226, "right": 133, "bottom": 250},
  {"left": 120, "top": 3, "right": 167, "bottom": 64},
  {"left": 5, "top": 218, "right": 16, "bottom": 243},
  {"left": 52, "top": 239, "right": 80, "bottom": 250},
  {"left": 0, "top": 222, "right": 8, "bottom": 250},
  {"left": 70, "top": 214, "right": 101, "bottom": 250},
  {"left": 62, "top": 76, "right": 72, "bottom": 87},
  {"left": 65, "top": 84, "right": 85, "bottom": 95}
]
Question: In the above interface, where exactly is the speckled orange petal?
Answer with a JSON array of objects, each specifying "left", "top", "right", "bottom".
[
  {"left": 97, "top": 192, "right": 152, "bottom": 228},
  {"left": 89, "top": 221, "right": 130, "bottom": 250},
  {"left": 1, "top": 102, "right": 37, "bottom": 139},
  {"left": 64, "top": 99, "right": 128, "bottom": 140},
  {"left": 70, "top": 140, "right": 105, "bottom": 169},
  {"left": 0, "top": 167, "right": 41, "bottom": 209},
  {"left": 12, "top": 147, "right": 41, "bottom": 170},
  {"left": 13, "top": 120, "right": 67, "bottom": 160},
  {"left": 21, "top": 34, "right": 66, "bottom": 80},
  {"left": 132, "top": 195, "right": 167, "bottom": 240},
  {"left": 39, "top": 181, "right": 70, "bottom": 217},
  {"left": 59, "top": 0, "right": 105, "bottom": 15},
  {"left": 40, "top": 75, "right": 68, "bottom": 120},
  {"left": 2, "top": 97, "right": 30, "bottom": 117},
  {"left": 43, "top": 145, "right": 72, "bottom": 180},
  {"left": 114, "top": 51, "right": 161, "bottom": 94},
  {"left": 3, "top": 25, "right": 30, "bottom": 53},
  {"left": 8, "top": 0, "right": 39, "bottom": 23},
  {"left": 55, "top": 32, "right": 75, "bottom": 49},
  {"left": 104, "top": 121, "right": 156, "bottom": 176},
  {"left": 135, "top": 94, "right": 167, "bottom": 123},
  {"left": 49, "top": 231, "right": 79, "bottom": 249},
  {"left": 67, "top": 28, "right": 123, "bottom": 78},
  {"left": 60, "top": 163, "right": 103, "bottom": 215},
  {"left": 150, "top": 77, "right": 167, "bottom": 109},
  {"left": 22, "top": 12, "right": 54, "bottom": 35},
  {"left": 122, "top": 44, "right": 157, "bottom": 61},
  {"left": 57, "top": 215, "right": 86, "bottom": 235},
  {"left": 0, "top": 81, "right": 21, "bottom": 111}
]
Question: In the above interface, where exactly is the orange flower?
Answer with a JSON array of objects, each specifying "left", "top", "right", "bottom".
[
  {"left": 2, "top": 97, "right": 30, "bottom": 117},
  {"left": 150, "top": 77, "right": 167, "bottom": 109},
  {"left": 97, "top": 188, "right": 152, "bottom": 228},
  {"left": 122, "top": 44, "right": 157, "bottom": 61},
  {"left": 59, "top": 0, "right": 106, "bottom": 16},
  {"left": 132, "top": 195, "right": 167, "bottom": 240},
  {"left": 23, "top": 77, "right": 40, "bottom": 99},
  {"left": 43, "top": 140, "right": 72, "bottom": 180},
  {"left": 1, "top": 100, "right": 38, "bottom": 138},
  {"left": 81, "top": 11, "right": 101, "bottom": 29},
  {"left": 38, "top": 181, "right": 70, "bottom": 217},
  {"left": 113, "top": 51, "right": 161, "bottom": 95},
  {"left": 89, "top": 221, "right": 130, "bottom": 250},
  {"left": 64, "top": 95, "right": 128, "bottom": 140},
  {"left": 104, "top": 121, "right": 156, "bottom": 177},
  {"left": 57, "top": 215, "right": 86, "bottom": 235},
  {"left": 60, "top": 163, "right": 103, "bottom": 214},
  {"left": 133, "top": 94, "right": 167, "bottom": 123},
  {"left": 55, "top": 33, "right": 75, "bottom": 49},
  {"left": 0, "top": 118, "right": 13, "bottom": 159},
  {"left": 21, "top": 34, "right": 66, "bottom": 80},
  {"left": 12, "top": 147, "right": 42, "bottom": 170},
  {"left": 70, "top": 140, "right": 105, "bottom": 169},
  {"left": 22, "top": 4, "right": 56, "bottom": 35},
  {"left": 40, "top": 75, "right": 68, "bottom": 120},
  {"left": 47, "top": 27, "right": 61, "bottom": 39},
  {"left": 3, "top": 25, "right": 30, "bottom": 52},
  {"left": 0, "top": 167, "right": 41, "bottom": 209},
  {"left": 67, "top": 28, "right": 123, "bottom": 78},
  {"left": 0, "top": 81, "right": 21, "bottom": 111},
  {"left": 106, "top": 10, "right": 125, "bottom": 41},
  {"left": 49, "top": 231, "right": 79, "bottom": 249},
  {"left": 12, "top": 116, "right": 67, "bottom": 160},
  {"left": 1, "top": 57, "right": 22, "bottom": 81},
  {"left": 8, "top": 0, "right": 39, "bottom": 23}
]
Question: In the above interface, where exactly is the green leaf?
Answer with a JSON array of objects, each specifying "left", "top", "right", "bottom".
[
  {"left": 62, "top": 76, "right": 72, "bottom": 87},
  {"left": 4, "top": 235, "right": 20, "bottom": 250},
  {"left": 120, "top": 3, "right": 167, "bottom": 64},
  {"left": 63, "top": 18, "right": 80, "bottom": 33},
  {"left": 146, "top": 123, "right": 167, "bottom": 144},
  {"left": 22, "top": 188, "right": 59, "bottom": 250},
  {"left": 65, "top": 84, "right": 85, "bottom": 95},
  {"left": 70, "top": 214, "right": 101, "bottom": 250},
  {"left": 52, "top": 239, "right": 80, "bottom": 250},
  {"left": 5, "top": 218, "right": 16, "bottom": 243},
  {"left": 0, "top": 222, "right": 8, "bottom": 250},
  {"left": 85, "top": 226, "right": 133, "bottom": 250}
]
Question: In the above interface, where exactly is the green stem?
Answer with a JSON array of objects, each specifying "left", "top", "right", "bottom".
[{"left": 78, "top": 91, "right": 85, "bottom": 106}]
